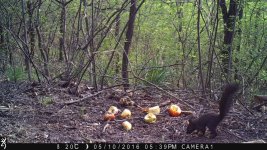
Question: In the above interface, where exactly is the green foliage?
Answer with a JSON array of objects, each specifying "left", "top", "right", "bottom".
[
  {"left": 1, "top": 0, "right": 266, "bottom": 91},
  {"left": 144, "top": 68, "right": 168, "bottom": 85},
  {"left": 40, "top": 96, "right": 54, "bottom": 106},
  {"left": 259, "top": 70, "right": 267, "bottom": 81},
  {"left": 5, "top": 66, "right": 27, "bottom": 82},
  {"left": 79, "top": 107, "right": 86, "bottom": 115}
]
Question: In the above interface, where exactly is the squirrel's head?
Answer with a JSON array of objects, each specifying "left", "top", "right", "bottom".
[{"left": 186, "top": 119, "right": 196, "bottom": 134}]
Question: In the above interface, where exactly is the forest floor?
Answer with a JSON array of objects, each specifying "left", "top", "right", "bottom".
[{"left": 0, "top": 81, "right": 266, "bottom": 143}]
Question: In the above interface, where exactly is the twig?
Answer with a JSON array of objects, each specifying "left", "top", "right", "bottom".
[
  {"left": 242, "top": 140, "right": 266, "bottom": 143},
  {"left": 102, "top": 123, "right": 110, "bottom": 133},
  {"left": 62, "top": 91, "right": 103, "bottom": 105},
  {"left": 132, "top": 75, "right": 193, "bottom": 110},
  {"left": 223, "top": 130, "right": 246, "bottom": 142},
  {"left": 253, "top": 102, "right": 267, "bottom": 111},
  {"left": 236, "top": 94, "right": 255, "bottom": 116},
  {"left": 159, "top": 100, "right": 173, "bottom": 107},
  {"left": 181, "top": 111, "right": 195, "bottom": 116}
]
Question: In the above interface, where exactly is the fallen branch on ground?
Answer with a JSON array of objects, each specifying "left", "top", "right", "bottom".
[
  {"left": 132, "top": 75, "right": 193, "bottom": 110},
  {"left": 62, "top": 91, "right": 103, "bottom": 105}
]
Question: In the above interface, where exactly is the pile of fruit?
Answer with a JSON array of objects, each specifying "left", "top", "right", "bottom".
[{"left": 103, "top": 103, "right": 183, "bottom": 131}]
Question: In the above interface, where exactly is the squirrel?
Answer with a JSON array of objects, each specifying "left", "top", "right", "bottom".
[{"left": 186, "top": 83, "right": 239, "bottom": 138}]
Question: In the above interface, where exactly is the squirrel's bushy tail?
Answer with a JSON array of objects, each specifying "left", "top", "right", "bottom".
[{"left": 219, "top": 83, "right": 239, "bottom": 120}]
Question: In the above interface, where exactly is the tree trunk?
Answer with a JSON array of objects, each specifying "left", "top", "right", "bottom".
[
  {"left": 206, "top": 1, "right": 219, "bottom": 88},
  {"left": 176, "top": 0, "right": 183, "bottom": 32},
  {"left": 114, "top": 14, "right": 120, "bottom": 75},
  {"left": 0, "top": 19, "right": 5, "bottom": 70},
  {"left": 122, "top": 0, "right": 137, "bottom": 91},
  {"left": 21, "top": 0, "right": 32, "bottom": 81},
  {"left": 27, "top": 0, "right": 35, "bottom": 58},
  {"left": 56, "top": 0, "right": 73, "bottom": 80},
  {"left": 197, "top": 0, "right": 205, "bottom": 94},
  {"left": 59, "top": 1, "right": 67, "bottom": 61},
  {"left": 56, "top": 0, "right": 73, "bottom": 62},
  {"left": 219, "top": 0, "right": 239, "bottom": 80},
  {"left": 36, "top": 0, "right": 49, "bottom": 77},
  {"left": 175, "top": 0, "right": 186, "bottom": 88},
  {"left": 6, "top": 16, "right": 12, "bottom": 68},
  {"left": 234, "top": 5, "right": 243, "bottom": 80},
  {"left": 0, "top": 22, "right": 3, "bottom": 46},
  {"left": 90, "top": 0, "right": 98, "bottom": 91}
]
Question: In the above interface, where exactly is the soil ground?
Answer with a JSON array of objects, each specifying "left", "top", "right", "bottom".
[{"left": 0, "top": 81, "right": 266, "bottom": 143}]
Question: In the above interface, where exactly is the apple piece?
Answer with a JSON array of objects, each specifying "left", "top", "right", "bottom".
[
  {"left": 104, "top": 113, "right": 115, "bottom": 121},
  {"left": 147, "top": 106, "right": 160, "bottom": 115},
  {"left": 122, "top": 121, "right": 132, "bottom": 131},
  {"left": 107, "top": 106, "right": 119, "bottom": 115},
  {"left": 120, "top": 109, "right": 131, "bottom": 119},
  {"left": 168, "top": 104, "right": 182, "bottom": 117},
  {"left": 144, "top": 113, "right": 157, "bottom": 123}
]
